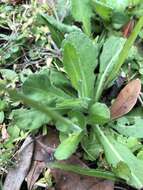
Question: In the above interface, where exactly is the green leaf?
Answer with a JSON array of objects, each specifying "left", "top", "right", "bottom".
[
  {"left": 116, "top": 135, "right": 141, "bottom": 152},
  {"left": 71, "top": 0, "right": 93, "bottom": 35},
  {"left": 59, "top": 132, "right": 68, "bottom": 142},
  {"left": 23, "top": 73, "right": 86, "bottom": 111},
  {"left": 126, "top": 137, "right": 141, "bottom": 151},
  {"left": 94, "top": 36, "right": 125, "bottom": 101},
  {"left": 56, "top": 121, "right": 70, "bottom": 133},
  {"left": 102, "top": 0, "right": 129, "bottom": 12},
  {"left": 112, "top": 116, "right": 143, "bottom": 138},
  {"left": 37, "top": 13, "right": 80, "bottom": 47},
  {"left": 7, "top": 125, "right": 20, "bottom": 139},
  {"left": 40, "top": 68, "right": 73, "bottom": 96},
  {"left": 137, "top": 150, "right": 143, "bottom": 160},
  {"left": 6, "top": 88, "right": 82, "bottom": 133},
  {"left": 56, "top": 110, "right": 86, "bottom": 133},
  {"left": 22, "top": 74, "right": 71, "bottom": 103},
  {"left": 51, "top": 162, "right": 118, "bottom": 181},
  {"left": 92, "top": 0, "right": 140, "bottom": 20},
  {"left": 113, "top": 161, "right": 131, "bottom": 181},
  {"left": 54, "top": 132, "right": 82, "bottom": 160},
  {"left": 48, "top": 69, "right": 71, "bottom": 88},
  {"left": 56, "top": 98, "right": 89, "bottom": 110},
  {"left": 68, "top": 110, "right": 86, "bottom": 130},
  {"left": 11, "top": 108, "right": 50, "bottom": 130},
  {"left": 112, "top": 12, "right": 129, "bottom": 29},
  {"left": 0, "top": 99, "right": 7, "bottom": 111},
  {"left": 82, "top": 128, "right": 103, "bottom": 161},
  {"left": 63, "top": 31, "right": 98, "bottom": 99},
  {"left": 89, "top": 102, "right": 110, "bottom": 124},
  {"left": 94, "top": 125, "right": 143, "bottom": 189},
  {"left": 38, "top": 13, "right": 79, "bottom": 33},
  {"left": 92, "top": 0, "right": 132, "bottom": 22},
  {"left": 92, "top": 0, "right": 113, "bottom": 20},
  {"left": 106, "top": 15, "right": 143, "bottom": 85}
]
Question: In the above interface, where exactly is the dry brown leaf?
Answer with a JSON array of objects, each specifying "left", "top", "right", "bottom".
[
  {"left": 26, "top": 129, "right": 114, "bottom": 190},
  {"left": 3, "top": 136, "right": 34, "bottom": 190},
  {"left": 122, "top": 20, "right": 135, "bottom": 38},
  {"left": 26, "top": 161, "right": 45, "bottom": 190},
  {"left": 26, "top": 128, "right": 59, "bottom": 190},
  {"left": 110, "top": 78, "right": 141, "bottom": 120},
  {"left": 52, "top": 156, "right": 114, "bottom": 190},
  {"left": 1, "top": 124, "right": 9, "bottom": 140},
  {"left": 34, "top": 130, "right": 59, "bottom": 162}
]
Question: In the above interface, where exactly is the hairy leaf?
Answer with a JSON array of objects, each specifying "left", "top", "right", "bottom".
[
  {"left": 68, "top": 110, "right": 86, "bottom": 130},
  {"left": 94, "top": 125, "right": 143, "bottom": 189},
  {"left": 56, "top": 110, "right": 86, "bottom": 135},
  {"left": 82, "top": 128, "right": 103, "bottom": 161},
  {"left": 51, "top": 156, "right": 115, "bottom": 189},
  {"left": 92, "top": 0, "right": 142, "bottom": 21},
  {"left": 54, "top": 132, "right": 82, "bottom": 160},
  {"left": 89, "top": 102, "right": 110, "bottom": 124},
  {"left": 52, "top": 160, "right": 117, "bottom": 181},
  {"left": 56, "top": 98, "right": 89, "bottom": 110},
  {"left": 112, "top": 116, "right": 143, "bottom": 138},
  {"left": 40, "top": 68, "right": 75, "bottom": 98},
  {"left": 107, "top": 16, "right": 143, "bottom": 84},
  {"left": 71, "top": 0, "right": 93, "bottom": 35},
  {"left": 7, "top": 88, "right": 82, "bottom": 133},
  {"left": 38, "top": 13, "right": 79, "bottom": 33},
  {"left": 63, "top": 31, "right": 98, "bottom": 99},
  {"left": 95, "top": 36, "right": 125, "bottom": 101},
  {"left": 113, "top": 161, "right": 131, "bottom": 181},
  {"left": 11, "top": 109, "right": 50, "bottom": 130},
  {"left": 92, "top": 0, "right": 113, "bottom": 20},
  {"left": 37, "top": 13, "right": 80, "bottom": 47},
  {"left": 22, "top": 74, "right": 71, "bottom": 103},
  {"left": 48, "top": 69, "right": 71, "bottom": 88}
]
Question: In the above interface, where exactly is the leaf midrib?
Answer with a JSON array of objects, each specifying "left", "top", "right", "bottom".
[
  {"left": 95, "top": 125, "right": 143, "bottom": 188},
  {"left": 65, "top": 43, "right": 89, "bottom": 98},
  {"left": 95, "top": 45, "right": 123, "bottom": 102},
  {"left": 23, "top": 85, "right": 70, "bottom": 99}
]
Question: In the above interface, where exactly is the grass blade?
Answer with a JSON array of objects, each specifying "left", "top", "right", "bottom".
[
  {"left": 106, "top": 16, "right": 143, "bottom": 85},
  {"left": 51, "top": 162, "right": 119, "bottom": 181}
]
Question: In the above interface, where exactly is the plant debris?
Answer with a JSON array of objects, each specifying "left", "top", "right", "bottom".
[
  {"left": 110, "top": 79, "right": 141, "bottom": 119},
  {"left": 3, "top": 136, "right": 34, "bottom": 190}
]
